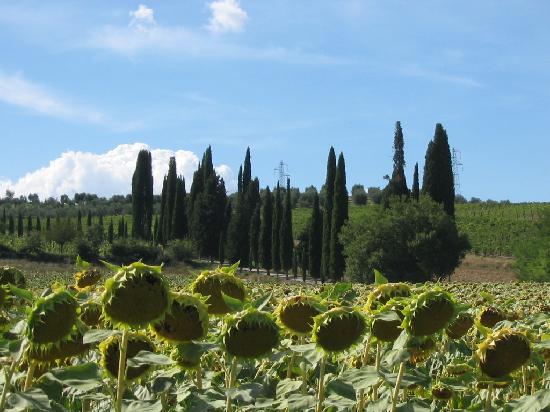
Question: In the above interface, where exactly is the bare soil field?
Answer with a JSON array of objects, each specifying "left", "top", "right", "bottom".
[{"left": 451, "top": 254, "right": 517, "bottom": 282}]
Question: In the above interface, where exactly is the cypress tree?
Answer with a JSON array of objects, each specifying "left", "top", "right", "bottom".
[
  {"left": 422, "top": 123, "right": 455, "bottom": 216},
  {"left": 8, "top": 215, "right": 15, "bottom": 235},
  {"left": 132, "top": 149, "right": 154, "bottom": 240},
  {"left": 46, "top": 216, "right": 51, "bottom": 232},
  {"left": 157, "top": 176, "right": 168, "bottom": 244},
  {"left": 308, "top": 191, "right": 322, "bottom": 279},
  {"left": 108, "top": 219, "right": 114, "bottom": 243},
  {"left": 77, "top": 210, "right": 83, "bottom": 233},
  {"left": 249, "top": 203, "right": 261, "bottom": 272},
  {"left": 36, "top": 216, "right": 41, "bottom": 232},
  {"left": 386, "top": 121, "right": 409, "bottom": 198},
  {"left": 162, "top": 157, "right": 178, "bottom": 242},
  {"left": 219, "top": 201, "right": 232, "bottom": 264},
  {"left": 237, "top": 165, "right": 243, "bottom": 195},
  {"left": 271, "top": 183, "right": 282, "bottom": 274},
  {"left": 152, "top": 215, "right": 159, "bottom": 244},
  {"left": 17, "top": 213, "right": 23, "bottom": 237},
  {"left": 242, "top": 147, "right": 251, "bottom": 194},
  {"left": 172, "top": 176, "right": 188, "bottom": 239},
  {"left": 26, "top": 215, "right": 32, "bottom": 234},
  {"left": 1, "top": 208, "right": 5, "bottom": 231},
  {"left": 259, "top": 187, "right": 273, "bottom": 275},
  {"left": 98, "top": 214, "right": 103, "bottom": 227},
  {"left": 117, "top": 216, "right": 124, "bottom": 239},
  {"left": 292, "top": 247, "right": 299, "bottom": 279},
  {"left": 87, "top": 210, "right": 92, "bottom": 227},
  {"left": 329, "top": 152, "right": 348, "bottom": 280},
  {"left": 280, "top": 178, "right": 293, "bottom": 278},
  {"left": 412, "top": 162, "right": 420, "bottom": 201},
  {"left": 321, "top": 147, "right": 336, "bottom": 281},
  {"left": 301, "top": 240, "right": 309, "bottom": 281}
]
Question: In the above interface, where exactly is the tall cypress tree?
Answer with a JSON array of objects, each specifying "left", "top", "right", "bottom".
[
  {"left": 308, "top": 191, "right": 322, "bottom": 279},
  {"left": 172, "top": 176, "right": 188, "bottom": 239},
  {"left": 321, "top": 147, "right": 336, "bottom": 281},
  {"left": 118, "top": 216, "right": 125, "bottom": 239},
  {"left": 412, "top": 162, "right": 420, "bottom": 201},
  {"left": 162, "top": 157, "right": 178, "bottom": 242},
  {"left": 1, "top": 208, "right": 5, "bottom": 234},
  {"left": 242, "top": 147, "right": 251, "bottom": 194},
  {"left": 219, "top": 201, "right": 232, "bottom": 264},
  {"left": 77, "top": 210, "right": 83, "bottom": 233},
  {"left": 422, "top": 123, "right": 455, "bottom": 216},
  {"left": 157, "top": 176, "right": 168, "bottom": 245},
  {"left": 26, "top": 215, "right": 32, "bottom": 235},
  {"left": 132, "top": 149, "right": 154, "bottom": 240},
  {"left": 237, "top": 165, "right": 243, "bottom": 195},
  {"left": 329, "top": 153, "right": 348, "bottom": 280},
  {"left": 17, "top": 213, "right": 23, "bottom": 237},
  {"left": 259, "top": 187, "right": 273, "bottom": 275},
  {"left": 280, "top": 178, "right": 293, "bottom": 278},
  {"left": 249, "top": 203, "right": 261, "bottom": 272},
  {"left": 386, "top": 121, "right": 409, "bottom": 198},
  {"left": 87, "top": 210, "right": 92, "bottom": 227},
  {"left": 45, "top": 216, "right": 51, "bottom": 232},
  {"left": 36, "top": 216, "right": 41, "bottom": 232},
  {"left": 271, "top": 183, "right": 282, "bottom": 273},
  {"left": 152, "top": 215, "right": 159, "bottom": 244},
  {"left": 8, "top": 215, "right": 15, "bottom": 235},
  {"left": 108, "top": 219, "right": 114, "bottom": 243}
]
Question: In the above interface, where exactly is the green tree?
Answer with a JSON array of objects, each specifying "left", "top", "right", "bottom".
[
  {"left": 8, "top": 215, "right": 14, "bottom": 235},
  {"left": 26, "top": 215, "right": 32, "bottom": 235},
  {"left": 17, "top": 213, "right": 24, "bottom": 237},
  {"left": 412, "top": 162, "right": 420, "bottom": 202},
  {"left": 77, "top": 210, "right": 83, "bottom": 233},
  {"left": 271, "top": 183, "right": 282, "bottom": 273},
  {"left": 87, "top": 210, "right": 92, "bottom": 227},
  {"left": 249, "top": 203, "right": 261, "bottom": 272},
  {"left": 36, "top": 216, "right": 41, "bottom": 232},
  {"left": 385, "top": 121, "right": 409, "bottom": 198},
  {"left": 259, "top": 187, "right": 273, "bottom": 274},
  {"left": 321, "top": 147, "right": 336, "bottom": 281},
  {"left": 152, "top": 215, "right": 159, "bottom": 244},
  {"left": 329, "top": 152, "right": 348, "bottom": 281},
  {"left": 219, "top": 201, "right": 232, "bottom": 264},
  {"left": 242, "top": 147, "right": 251, "bottom": 194},
  {"left": 422, "top": 123, "right": 455, "bottom": 216},
  {"left": 157, "top": 176, "right": 168, "bottom": 244},
  {"left": 341, "top": 198, "right": 469, "bottom": 283},
  {"left": 162, "top": 157, "right": 178, "bottom": 242},
  {"left": 47, "top": 216, "right": 76, "bottom": 254},
  {"left": 46, "top": 216, "right": 51, "bottom": 232},
  {"left": 280, "top": 178, "right": 293, "bottom": 277},
  {"left": 308, "top": 191, "right": 322, "bottom": 279},
  {"left": 172, "top": 176, "right": 188, "bottom": 239},
  {"left": 351, "top": 184, "right": 368, "bottom": 205},
  {"left": 132, "top": 149, "right": 154, "bottom": 240},
  {"left": 108, "top": 219, "right": 114, "bottom": 243}
]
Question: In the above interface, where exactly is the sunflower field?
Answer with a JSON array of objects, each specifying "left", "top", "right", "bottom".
[{"left": 0, "top": 262, "right": 549, "bottom": 412}]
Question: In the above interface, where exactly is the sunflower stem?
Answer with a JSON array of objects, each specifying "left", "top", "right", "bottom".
[
  {"left": 0, "top": 359, "right": 18, "bottom": 412},
  {"left": 81, "top": 399, "right": 91, "bottom": 412},
  {"left": 23, "top": 360, "right": 36, "bottom": 391},
  {"left": 300, "top": 337, "right": 307, "bottom": 395},
  {"left": 225, "top": 356, "right": 237, "bottom": 412},
  {"left": 196, "top": 363, "right": 203, "bottom": 391},
  {"left": 115, "top": 329, "right": 129, "bottom": 412},
  {"left": 522, "top": 365, "right": 528, "bottom": 394},
  {"left": 484, "top": 382, "right": 493, "bottom": 412},
  {"left": 362, "top": 334, "right": 372, "bottom": 365},
  {"left": 372, "top": 342, "right": 381, "bottom": 400},
  {"left": 390, "top": 361, "right": 405, "bottom": 412},
  {"left": 316, "top": 354, "right": 327, "bottom": 412}
]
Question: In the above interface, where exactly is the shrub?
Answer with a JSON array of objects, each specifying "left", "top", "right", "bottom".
[
  {"left": 164, "top": 239, "right": 197, "bottom": 264},
  {"left": 106, "top": 239, "right": 162, "bottom": 265},
  {"left": 341, "top": 197, "right": 470, "bottom": 283},
  {"left": 351, "top": 184, "right": 368, "bottom": 205}
]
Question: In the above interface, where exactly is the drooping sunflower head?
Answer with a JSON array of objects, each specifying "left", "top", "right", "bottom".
[
  {"left": 478, "top": 306, "right": 507, "bottom": 329},
  {"left": 445, "top": 363, "right": 473, "bottom": 377},
  {"left": 99, "top": 332, "right": 155, "bottom": 381},
  {"left": 0, "top": 266, "right": 26, "bottom": 288},
  {"left": 102, "top": 262, "right": 170, "bottom": 328},
  {"left": 313, "top": 307, "right": 366, "bottom": 353},
  {"left": 476, "top": 328, "right": 531, "bottom": 379},
  {"left": 431, "top": 382, "right": 453, "bottom": 401},
  {"left": 191, "top": 269, "right": 246, "bottom": 315},
  {"left": 27, "top": 290, "right": 77, "bottom": 344},
  {"left": 275, "top": 295, "right": 323, "bottom": 336},
  {"left": 366, "top": 283, "right": 411, "bottom": 311},
  {"left": 74, "top": 269, "right": 102, "bottom": 290},
  {"left": 223, "top": 308, "right": 280, "bottom": 359},
  {"left": 171, "top": 342, "right": 204, "bottom": 370},
  {"left": 28, "top": 326, "right": 90, "bottom": 363},
  {"left": 80, "top": 301, "right": 103, "bottom": 327},
  {"left": 445, "top": 311, "right": 474, "bottom": 340},
  {"left": 407, "top": 336, "right": 436, "bottom": 365},
  {"left": 404, "top": 289, "right": 456, "bottom": 337},
  {"left": 370, "top": 302, "right": 404, "bottom": 343},
  {"left": 152, "top": 293, "right": 209, "bottom": 343}
]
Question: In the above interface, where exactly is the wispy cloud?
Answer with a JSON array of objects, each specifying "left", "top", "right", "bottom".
[
  {"left": 396, "top": 64, "right": 482, "bottom": 88},
  {"left": 0, "top": 71, "right": 141, "bottom": 130},
  {"left": 207, "top": 0, "right": 248, "bottom": 34}
]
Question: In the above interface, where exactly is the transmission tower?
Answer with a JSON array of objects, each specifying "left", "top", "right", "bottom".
[
  {"left": 273, "top": 161, "right": 290, "bottom": 187},
  {"left": 451, "top": 148, "right": 463, "bottom": 195}
]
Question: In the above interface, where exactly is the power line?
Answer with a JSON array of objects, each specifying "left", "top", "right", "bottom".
[
  {"left": 273, "top": 161, "right": 290, "bottom": 187},
  {"left": 451, "top": 148, "right": 463, "bottom": 195}
]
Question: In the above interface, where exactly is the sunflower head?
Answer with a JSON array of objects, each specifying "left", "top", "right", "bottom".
[
  {"left": 445, "top": 311, "right": 474, "bottom": 339},
  {"left": 0, "top": 267, "right": 26, "bottom": 288},
  {"left": 370, "top": 301, "right": 404, "bottom": 342},
  {"left": 102, "top": 262, "right": 170, "bottom": 328},
  {"left": 99, "top": 333, "right": 155, "bottom": 381},
  {"left": 74, "top": 269, "right": 102, "bottom": 290},
  {"left": 431, "top": 382, "right": 453, "bottom": 400},
  {"left": 26, "top": 290, "right": 77, "bottom": 344},
  {"left": 366, "top": 283, "right": 411, "bottom": 311},
  {"left": 407, "top": 336, "right": 436, "bottom": 364},
  {"left": 313, "top": 307, "right": 366, "bottom": 353},
  {"left": 403, "top": 289, "right": 456, "bottom": 337},
  {"left": 223, "top": 308, "right": 280, "bottom": 359},
  {"left": 152, "top": 293, "right": 209, "bottom": 343},
  {"left": 445, "top": 363, "right": 472, "bottom": 377},
  {"left": 80, "top": 301, "right": 103, "bottom": 327},
  {"left": 191, "top": 269, "right": 246, "bottom": 315},
  {"left": 275, "top": 295, "right": 323, "bottom": 336},
  {"left": 28, "top": 327, "right": 90, "bottom": 363},
  {"left": 476, "top": 328, "right": 531, "bottom": 378},
  {"left": 478, "top": 306, "right": 507, "bottom": 329}
]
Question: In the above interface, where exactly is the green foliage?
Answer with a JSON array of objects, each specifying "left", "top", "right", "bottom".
[
  {"left": 384, "top": 121, "right": 410, "bottom": 199},
  {"left": 105, "top": 239, "right": 162, "bottom": 265},
  {"left": 341, "top": 197, "right": 470, "bottom": 283},
  {"left": 131, "top": 149, "right": 154, "bottom": 240},
  {"left": 308, "top": 191, "right": 322, "bottom": 279},
  {"left": 271, "top": 183, "right": 282, "bottom": 273},
  {"left": 514, "top": 209, "right": 550, "bottom": 281},
  {"left": 321, "top": 147, "right": 336, "bottom": 281},
  {"left": 329, "top": 152, "right": 348, "bottom": 281},
  {"left": 351, "top": 184, "right": 368, "bottom": 205},
  {"left": 280, "top": 179, "right": 293, "bottom": 274},
  {"left": 164, "top": 239, "right": 197, "bottom": 264},
  {"left": 259, "top": 187, "right": 273, "bottom": 273}
]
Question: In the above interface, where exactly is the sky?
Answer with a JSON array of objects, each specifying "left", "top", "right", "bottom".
[{"left": 1, "top": 1, "right": 550, "bottom": 202}]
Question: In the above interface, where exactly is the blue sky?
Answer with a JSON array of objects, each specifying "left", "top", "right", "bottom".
[{"left": 1, "top": 1, "right": 549, "bottom": 201}]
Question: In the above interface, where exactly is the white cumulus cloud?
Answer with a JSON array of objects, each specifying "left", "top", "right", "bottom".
[
  {"left": 130, "top": 4, "right": 155, "bottom": 27},
  {"left": 207, "top": 0, "right": 248, "bottom": 33},
  {"left": 0, "top": 143, "right": 235, "bottom": 199}
]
